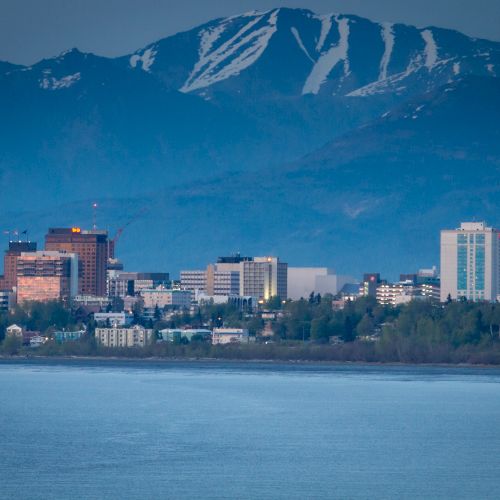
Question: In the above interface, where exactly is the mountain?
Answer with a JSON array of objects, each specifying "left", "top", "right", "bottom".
[
  {"left": 0, "top": 8, "right": 499, "bottom": 276},
  {"left": 2, "top": 75, "right": 498, "bottom": 278},
  {"left": 127, "top": 8, "right": 498, "bottom": 99}
]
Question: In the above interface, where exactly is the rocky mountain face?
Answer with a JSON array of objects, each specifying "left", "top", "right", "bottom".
[{"left": 0, "top": 8, "right": 498, "bottom": 275}]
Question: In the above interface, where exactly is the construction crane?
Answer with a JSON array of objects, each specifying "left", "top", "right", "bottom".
[{"left": 108, "top": 207, "right": 149, "bottom": 258}]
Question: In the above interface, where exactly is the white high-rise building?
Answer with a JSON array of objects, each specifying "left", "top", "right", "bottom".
[{"left": 440, "top": 222, "right": 500, "bottom": 302}]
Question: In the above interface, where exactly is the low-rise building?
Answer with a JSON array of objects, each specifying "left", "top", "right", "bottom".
[
  {"left": 212, "top": 328, "right": 249, "bottom": 345},
  {"left": 54, "top": 329, "right": 85, "bottom": 343},
  {"left": 376, "top": 281, "right": 416, "bottom": 306},
  {"left": 95, "top": 325, "right": 154, "bottom": 348},
  {"left": 29, "top": 335, "right": 47, "bottom": 348},
  {"left": 6, "top": 324, "right": 23, "bottom": 338},
  {"left": 94, "top": 311, "right": 133, "bottom": 326},
  {"left": 141, "top": 287, "right": 191, "bottom": 310}
]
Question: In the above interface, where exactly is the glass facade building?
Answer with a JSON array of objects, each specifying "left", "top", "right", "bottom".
[{"left": 441, "top": 222, "right": 499, "bottom": 302}]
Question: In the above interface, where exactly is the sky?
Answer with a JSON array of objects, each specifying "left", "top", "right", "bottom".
[{"left": 1, "top": 0, "right": 500, "bottom": 65}]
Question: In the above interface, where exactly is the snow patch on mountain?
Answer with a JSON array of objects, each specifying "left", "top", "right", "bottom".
[
  {"left": 291, "top": 27, "right": 315, "bottom": 63},
  {"left": 130, "top": 47, "right": 157, "bottom": 72},
  {"left": 39, "top": 71, "right": 81, "bottom": 90},
  {"left": 421, "top": 30, "right": 438, "bottom": 69},
  {"left": 316, "top": 14, "right": 333, "bottom": 51},
  {"left": 302, "top": 16, "right": 350, "bottom": 95},
  {"left": 379, "top": 23, "right": 394, "bottom": 81},
  {"left": 180, "top": 10, "right": 279, "bottom": 93},
  {"left": 347, "top": 57, "right": 421, "bottom": 97}
]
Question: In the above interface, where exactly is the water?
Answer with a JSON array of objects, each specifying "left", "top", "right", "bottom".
[{"left": 1, "top": 360, "right": 499, "bottom": 499}]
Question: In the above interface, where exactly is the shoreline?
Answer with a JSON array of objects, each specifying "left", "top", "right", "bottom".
[{"left": 1, "top": 354, "right": 500, "bottom": 370}]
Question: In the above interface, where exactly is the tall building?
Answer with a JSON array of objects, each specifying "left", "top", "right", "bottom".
[
  {"left": 16, "top": 251, "right": 78, "bottom": 304},
  {"left": 240, "top": 257, "right": 287, "bottom": 300},
  {"left": 45, "top": 228, "right": 109, "bottom": 296},
  {"left": 0, "top": 241, "right": 37, "bottom": 291},
  {"left": 440, "top": 222, "right": 500, "bottom": 302}
]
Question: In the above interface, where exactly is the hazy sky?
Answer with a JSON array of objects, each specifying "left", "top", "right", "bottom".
[{"left": 2, "top": 0, "right": 500, "bottom": 65}]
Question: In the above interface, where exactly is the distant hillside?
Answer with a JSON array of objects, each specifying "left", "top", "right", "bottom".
[
  {"left": 2, "top": 76, "right": 498, "bottom": 278},
  {"left": 0, "top": 8, "right": 499, "bottom": 275}
]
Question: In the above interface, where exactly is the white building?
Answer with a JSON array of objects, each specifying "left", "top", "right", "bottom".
[
  {"left": 107, "top": 271, "right": 138, "bottom": 298},
  {"left": 29, "top": 335, "right": 47, "bottom": 347},
  {"left": 212, "top": 328, "right": 249, "bottom": 345},
  {"left": 95, "top": 325, "right": 154, "bottom": 348},
  {"left": 6, "top": 324, "right": 23, "bottom": 338},
  {"left": 94, "top": 311, "right": 133, "bottom": 326},
  {"left": 376, "top": 282, "right": 416, "bottom": 306},
  {"left": 440, "top": 222, "right": 500, "bottom": 302},
  {"left": 141, "top": 287, "right": 192, "bottom": 309},
  {"left": 287, "top": 267, "right": 351, "bottom": 300}
]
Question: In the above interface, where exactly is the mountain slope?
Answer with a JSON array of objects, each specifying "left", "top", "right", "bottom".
[
  {"left": 1, "top": 8, "right": 497, "bottom": 202},
  {"left": 3, "top": 76, "right": 498, "bottom": 278}
]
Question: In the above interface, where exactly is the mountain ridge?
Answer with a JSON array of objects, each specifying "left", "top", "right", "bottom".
[{"left": 0, "top": 8, "right": 498, "bottom": 276}]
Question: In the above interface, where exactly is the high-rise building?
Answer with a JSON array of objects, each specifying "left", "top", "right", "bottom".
[
  {"left": 45, "top": 228, "right": 109, "bottom": 296},
  {"left": 440, "top": 222, "right": 500, "bottom": 302},
  {"left": 0, "top": 241, "right": 37, "bottom": 291},
  {"left": 240, "top": 257, "right": 287, "bottom": 300},
  {"left": 16, "top": 251, "right": 79, "bottom": 304}
]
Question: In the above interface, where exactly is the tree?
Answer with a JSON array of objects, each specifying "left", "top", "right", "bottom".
[
  {"left": 265, "top": 296, "right": 282, "bottom": 310},
  {"left": 356, "top": 314, "right": 375, "bottom": 338},
  {"left": 310, "top": 317, "right": 329, "bottom": 342},
  {"left": 1, "top": 335, "right": 22, "bottom": 355},
  {"left": 154, "top": 304, "right": 162, "bottom": 321}
]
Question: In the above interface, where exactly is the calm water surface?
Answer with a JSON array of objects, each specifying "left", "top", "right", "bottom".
[{"left": 1, "top": 359, "right": 499, "bottom": 499}]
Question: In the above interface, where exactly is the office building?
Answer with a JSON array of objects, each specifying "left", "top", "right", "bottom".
[
  {"left": 180, "top": 270, "right": 207, "bottom": 293},
  {"left": 16, "top": 251, "right": 78, "bottom": 304},
  {"left": 133, "top": 273, "right": 170, "bottom": 293},
  {"left": 0, "top": 241, "right": 37, "bottom": 291},
  {"left": 141, "top": 288, "right": 192, "bottom": 310},
  {"left": 45, "top": 227, "right": 109, "bottom": 296},
  {"left": 440, "top": 222, "right": 500, "bottom": 302},
  {"left": 376, "top": 281, "right": 416, "bottom": 306},
  {"left": 107, "top": 271, "right": 138, "bottom": 298},
  {"left": 95, "top": 325, "right": 154, "bottom": 348},
  {"left": 360, "top": 273, "right": 385, "bottom": 297},
  {"left": 287, "top": 267, "right": 351, "bottom": 300},
  {"left": 240, "top": 257, "right": 287, "bottom": 300}
]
